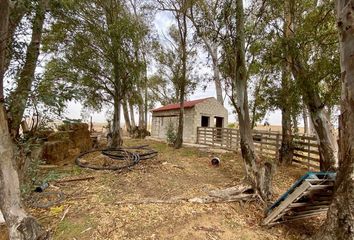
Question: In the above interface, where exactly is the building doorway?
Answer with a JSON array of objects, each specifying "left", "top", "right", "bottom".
[{"left": 215, "top": 117, "right": 224, "bottom": 128}]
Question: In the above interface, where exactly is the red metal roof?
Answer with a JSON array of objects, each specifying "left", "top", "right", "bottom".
[{"left": 151, "top": 97, "right": 213, "bottom": 112}]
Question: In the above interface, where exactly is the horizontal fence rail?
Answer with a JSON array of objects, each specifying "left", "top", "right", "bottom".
[{"left": 196, "top": 127, "right": 320, "bottom": 170}]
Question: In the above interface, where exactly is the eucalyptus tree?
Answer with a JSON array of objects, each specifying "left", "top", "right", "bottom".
[
  {"left": 7, "top": 0, "right": 48, "bottom": 137},
  {"left": 254, "top": 0, "right": 301, "bottom": 165},
  {"left": 285, "top": 0, "right": 340, "bottom": 171},
  {"left": 313, "top": 2, "right": 354, "bottom": 239},
  {"left": 218, "top": 0, "right": 273, "bottom": 201},
  {"left": 152, "top": 23, "right": 198, "bottom": 138},
  {"left": 0, "top": 1, "right": 48, "bottom": 238},
  {"left": 156, "top": 0, "right": 195, "bottom": 149},
  {"left": 253, "top": 0, "right": 339, "bottom": 169},
  {"left": 44, "top": 0, "right": 148, "bottom": 147},
  {"left": 188, "top": 0, "right": 223, "bottom": 105}
]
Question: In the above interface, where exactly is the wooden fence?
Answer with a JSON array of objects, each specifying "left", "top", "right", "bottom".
[{"left": 196, "top": 127, "right": 320, "bottom": 170}]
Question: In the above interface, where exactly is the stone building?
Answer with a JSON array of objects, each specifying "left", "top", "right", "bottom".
[{"left": 151, "top": 97, "right": 228, "bottom": 143}]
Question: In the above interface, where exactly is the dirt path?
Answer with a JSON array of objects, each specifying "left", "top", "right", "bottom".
[{"left": 1, "top": 139, "right": 324, "bottom": 239}]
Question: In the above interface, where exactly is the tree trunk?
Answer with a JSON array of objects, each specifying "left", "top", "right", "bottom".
[
  {"left": 0, "top": 104, "right": 48, "bottom": 239},
  {"left": 313, "top": 2, "right": 354, "bottom": 239},
  {"left": 110, "top": 97, "right": 123, "bottom": 148},
  {"left": 210, "top": 44, "right": 223, "bottom": 105},
  {"left": 190, "top": 15, "right": 223, "bottom": 105},
  {"left": 144, "top": 60, "right": 148, "bottom": 129},
  {"left": 138, "top": 104, "right": 145, "bottom": 129},
  {"left": 306, "top": 94, "right": 338, "bottom": 171},
  {"left": 234, "top": 0, "right": 273, "bottom": 201},
  {"left": 303, "top": 105, "right": 309, "bottom": 135},
  {"left": 287, "top": 0, "right": 338, "bottom": 171},
  {"left": 129, "top": 101, "right": 136, "bottom": 129},
  {"left": 8, "top": 0, "right": 47, "bottom": 137},
  {"left": 0, "top": 0, "right": 8, "bottom": 98},
  {"left": 279, "top": 0, "right": 295, "bottom": 166},
  {"left": 280, "top": 108, "right": 293, "bottom": 165},
  {"left": 173, "top": 5, "right": 188, "bottom": 149},
  {"left": 0, "top": 2, "right": 47, "bottom": 238},
  {"left": 122, "top": 99, "right": 131, "bottom": 133},
  {"left": 291, "top": 47, "right": 338, "bottom": 172},
  {"left": 4, "top": 4, "right": 27, "bottom": 73},
  {"left": 174, "top": 94, "right": 184, "bottom": 149}
]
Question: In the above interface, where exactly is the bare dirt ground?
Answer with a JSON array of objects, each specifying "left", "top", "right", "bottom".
[{"left": 1, "top": 139, "right": 325, "bottom": 240}]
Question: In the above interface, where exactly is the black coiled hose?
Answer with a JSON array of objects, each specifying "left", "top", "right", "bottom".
[{"left": 75, "top": 145, "right": 157, "bottom": 171}]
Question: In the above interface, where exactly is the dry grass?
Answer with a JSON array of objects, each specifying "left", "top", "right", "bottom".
[{"left": 1, "top": 139, "right": 325, "bottom": 240}]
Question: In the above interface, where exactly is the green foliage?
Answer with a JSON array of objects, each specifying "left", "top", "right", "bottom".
[
  {"left": 42, "top": 0, "right": 150, "bottom": 112},
  {"left": 151, "top": 23, "right": 199, "bottom": 105},
  {"left": 166, "top": 121, "right": 177, "bottom": 145}
]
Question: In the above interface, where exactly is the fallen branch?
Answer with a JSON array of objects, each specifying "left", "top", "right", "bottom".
[
  {"left": 192, "top": 226, "right": 225, "bottom": 233},
  {"left": 189, "top": 184, "right": 256, "bottom": 203},
  {"left": 114, "top": 185, "right": 257, "bottom": 205},
  {"left": 54, "top": 176, "right": 95, "bottom": 184}
]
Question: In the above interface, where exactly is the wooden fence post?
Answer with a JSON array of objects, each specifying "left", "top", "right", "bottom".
[
  {"left": 260, "top": 132, "right": 263, "bottom": 156},
  {"left": 307, "top": 137, "right": 311, "bottom": 171},
  {"left": 236, "top": 129, "right": 240, "bottom": 152},
  {"left": 275, "top": 133, "right": 280, "bottom": 160},
  {"left": 196, "top": 127, "right": 199, "bottom": 144},
  {"left": 212, "top": 128, "right": 215, "bottom": 147}
]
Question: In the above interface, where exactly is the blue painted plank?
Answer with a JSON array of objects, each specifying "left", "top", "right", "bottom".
[{"left": 266, "top": 172, "right": 336, "bottom": 213}]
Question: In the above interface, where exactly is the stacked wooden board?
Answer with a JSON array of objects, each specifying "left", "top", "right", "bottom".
[{"left": 262, "top": 172, "right": 336, "bottom": 226}]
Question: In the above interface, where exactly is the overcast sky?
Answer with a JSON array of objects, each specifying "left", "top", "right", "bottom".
[{"left": 63, "top": 8, "right": 284, "bottom": 126}]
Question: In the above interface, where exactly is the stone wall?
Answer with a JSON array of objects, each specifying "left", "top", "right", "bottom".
[{"left": 192, "top": 98, "right": 228, "bottom": 142}]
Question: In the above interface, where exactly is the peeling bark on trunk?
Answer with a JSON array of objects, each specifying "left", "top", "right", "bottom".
[
  {"left": 207, "top": 41, "right": 223, "bottom": 105},
  {"left": 0, "top": 2, "right": 47, "bottom": 238},
  {"left": 138, "top": 104, "right": 145, "bottom": 129},
  {"left": 312, "top": 108, "right": 338, "bottom": 171},
  {"left": 8, "top": 0, "right": 47, "bottom": 137},
  {"left": 0, "top": 104, "right": 48, "bottom": 240},
  {"left": 110, "top": 97, "right": 123, "bottom": 148},
  {"left": 291, "top": 49, "right": 338, "bottom": 172},
  {"left": 313, "top": 2, "right": 354, "bottom": 239},
  {"left": 234, "top": 0, "right": 273, "bottom": 201},
  {"left": 129, "top": 101, "right": 136, "bottom": 129},
  {"left": 122, "top": 99, "right": 131, "bottom": 133}
]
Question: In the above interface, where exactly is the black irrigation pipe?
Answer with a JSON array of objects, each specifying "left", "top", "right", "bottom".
[
  {"left": 102, "top": 148, "right": 158, "bottom": 161},
  {"left": 75, "top": 146, "right": 158, "bottom": 171}
]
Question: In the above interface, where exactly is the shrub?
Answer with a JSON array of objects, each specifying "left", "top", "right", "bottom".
[{"left": 166, "top": 121, "right": 177, "bottom": 145}]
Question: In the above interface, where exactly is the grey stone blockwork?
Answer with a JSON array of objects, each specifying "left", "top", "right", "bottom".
[{"left": 151, "top": 97, "right": 228, "bottom": 143}]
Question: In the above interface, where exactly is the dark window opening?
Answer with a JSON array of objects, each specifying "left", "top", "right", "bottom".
[{"left": 201, "top": 116, "right": 210, "bottom": 127}]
